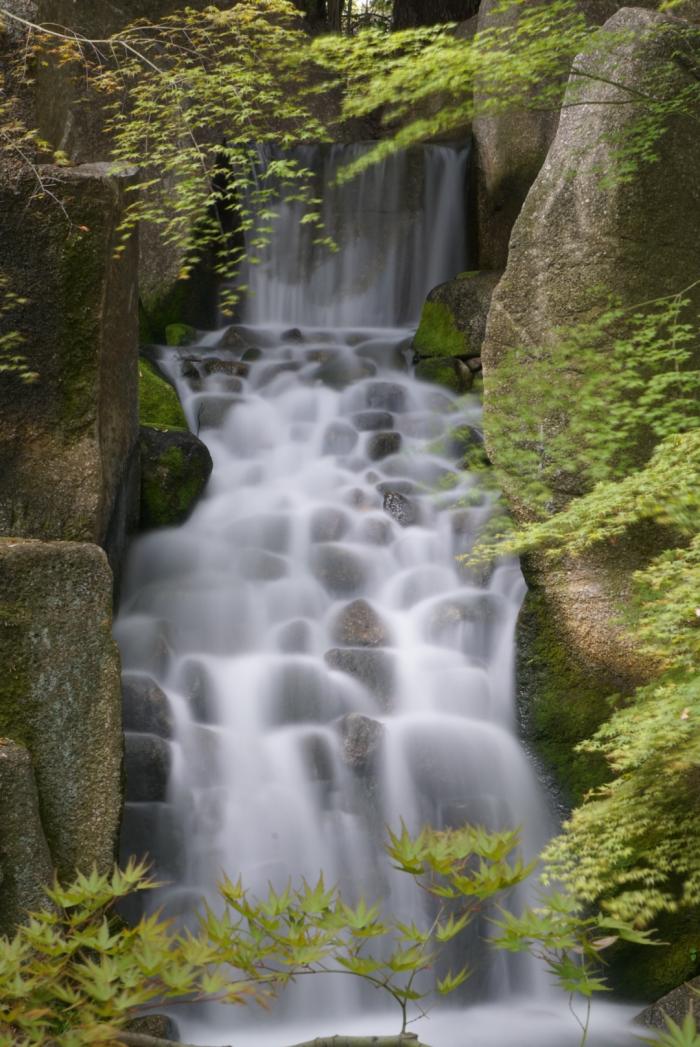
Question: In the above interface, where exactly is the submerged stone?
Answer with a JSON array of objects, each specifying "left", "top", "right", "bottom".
[
  {"left": 331, "top": 599, "right": 392, "bottom": 648},
  {"left": 325, "top": 647, "right": 395, "bottom": 709}
]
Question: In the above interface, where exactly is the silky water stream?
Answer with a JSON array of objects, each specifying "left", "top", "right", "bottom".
[{"left": 115, "top": 145, "right": 637, "bottom": 1046}]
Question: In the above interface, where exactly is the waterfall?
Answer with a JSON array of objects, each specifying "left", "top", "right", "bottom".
[{"left": 115, "top": 144, "right": 636, "bottom": 1046}]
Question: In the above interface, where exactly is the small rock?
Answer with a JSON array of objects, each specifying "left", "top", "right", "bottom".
[
  {"left": 125, "top": 1015, "right": 181, "bottom": 1042},
  {"left": 383, "top": 490, "right": 419, "bottom": 527},
  {"left": 124, "top": 733, "right": 172, "bottom": 803},
  {"left": 325, "top": 648, "right": 395, "bottom": 708},
  {"left": 364, "top": 381, "right": 408, "bottom": 413},
  {"left": 358, "top": 516, "right": 394, "bottom": 546},
  {"left": 467, "top": 356, "right": 483, "bottom": 372},
  {"left": 239, "top": 550, "right": 289, "bottom": 582},
  {"left": 241, "top": 347, "right": 263, "bottom": 362},
  {"left": 367, "top": 431, "right": 402, "bottom": 461},
  {"left": 202, "top": 357, "right": 250, "bottom": 378},
  {"left": 310, "top": 544, "right": 367, "bottom": 596},
  {"left": 310, "top": 506, "right": 351, "bottom": 543},
  {"left": 322, "top": 421, "right": 359, "bottom": 456},
  {"left": 122, "top": 675, "right": 172, "bottom": 738},
  {"left": 337, "top": 712, "right": 384, "bottom": 773},
  {"left": 276, "top": 619, "right": 314, "bottom": 653},
  {"left": 332, "top": 599, "right": 391, "bottom": 648},
  {"left": 314, "top": 356, "right": 376, "bottom": 390},
  {"left": 352, "top": 410, "right": 394, "bottom": 432},
  {"left": 216, "top": 325, "right": 254, "bottom": 351},
  {"left": 282, "top": 327, "right": 304, "bottom": 342}
]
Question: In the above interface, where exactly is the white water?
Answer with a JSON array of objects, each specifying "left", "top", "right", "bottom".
[{"left": 115, "top": 145, "right": 637, "bottom": 1046}]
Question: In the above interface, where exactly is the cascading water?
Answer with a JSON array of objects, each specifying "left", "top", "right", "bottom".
[{"left": 115, "top": 144, "right": 636, "bottom": 1046}]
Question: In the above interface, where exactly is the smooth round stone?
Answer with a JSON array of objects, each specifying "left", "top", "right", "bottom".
[
  {"left": 310, "top": 543, "right": 367, "bottom": 596},
  {"left": 331, "top": 599, "right": 391, "bottom": 648},
  {"left": 367, "top": 431, "right": 402, "bottom": 461},
  {"left": 324, "top": 647, "right": 395, "bottom": 709},
  {"left": 364, "top": 381, "right": 408, "bottom": 413},
  {"left": 352, "top": 410, "right": 394, "bottom": 432},
  {"left": 309, "top": 506, "right": 351, "bottom": 543},
  {"left": 122, "top": 674, "right": 173, "bottom": 738},
  {"left": 314, "top": 356, "right": 376, "bottom": 390},
  {"left": 322, "top": 421, "right": 359, "bottom": 456},
  {"left": 282, "top": 327, "right": 304, "bottom": 342},
  {"left": 276, "top": 619, "right": 314, "bottom": 653},
  {"left": 357, "top": 515, "right": 394, "bottom": 546},
  {"left": 241, "top": 347, "right": 263, "bottom": 362},
  {"left": 383, "top": 489, "right": 419, "bottom": 527},
  {"left": 336, "top": 712, "right": 384, "bottom": 773},
  {"left": 124, "top": 733, "right": 172, "bottom": 803},
  {"left": 203, "top": 357, "right": 250, "bottom": 378}
]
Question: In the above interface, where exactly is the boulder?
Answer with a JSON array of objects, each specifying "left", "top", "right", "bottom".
[
  {"left": 383, "top": 490, "right": 419, "bottom": 527},
  {"left": 635, "top": 976, "right": 700, "bottom": 1030},
  {"left": 139, "top": 358, "right": 188, "bottom": 429},
  {"left": 414, "top": 357, "right": 473, "bottom": 394},
  {"left": 324, "top": 647, "right": 395, "bottom": 708},
  {"left": 0, "top": 165, "right": 139, "bottom": 549},
  {"left": 331, "top": 599, "right": 391, "bottom": 648},
  {"left": 337, "top": 712, "right": 384, "bottom": 774},
  {"left": 124, "top": 732, "right": 172, "bottom": 803},
  {"left": 139, "top": 426, "right": 213, "bottom": 529},
  {"left": 413, "top": 271, "right": 501, "bottom": 360},
  {"left": 0, "top": 539, "right": 122, "bottom": 880},
  {"left": 367, "top": 431, "right": 403, "bottom": 461},
  {"left": 0, "top": 738, "right": 53, "bottom": 934},
  {"left": 310, "top": 543, "right": 367, "bottom": 596},
  {"left": 122, "top": 674, "right": 173, "bottom": 738}
]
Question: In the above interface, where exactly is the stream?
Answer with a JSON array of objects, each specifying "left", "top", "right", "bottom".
[{"left": 115, "top": 144, "right": 637, "bottom": 1046}]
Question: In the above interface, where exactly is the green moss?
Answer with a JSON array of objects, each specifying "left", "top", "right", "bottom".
[
  {"left": 608, "top": 909, "right": 700, "bottom": 1000},
  {"left": 414, "top": 300, "right": 469, "bottom": 359},
  {"left": 140, "top": 429, "right": 212, "bottom": 529},
  {"left": 518, "top": 587, "right": 611, "bottom": 805},
  {"left": 165, "top": 323, "right": 196, "bottom": 347},
  {"left": 415, "top": 357, "right": 472, "bottom": 393},
  {"left": 139, "top": 359, "right": 187, "bottom": 429}
]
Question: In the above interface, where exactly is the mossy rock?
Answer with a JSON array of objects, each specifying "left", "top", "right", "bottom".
[
  {"left": 415, "top": 357, "right": 473, "bottom": 394},
  {"left": 413, "top": 271, "right": 501, "bottom": 361},
  {"left": 165, "top": 323, "right": 196, "bottom": 347},
  {"left": 139, "top": 358, "right": 187, "bottom": 430},
  {"left": 609, "top": 909, "right": 700, "bottom": 1001},
  {"left": 139, "top": 426, "right": 213, "bottom": 529}
]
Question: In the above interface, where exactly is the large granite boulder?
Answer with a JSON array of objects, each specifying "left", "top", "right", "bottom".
[
  {"left": 0, "top": 165, "right": 139, "bottom": 552},
  {"left": 0, "top": 738, "right": 53, "bottom": 934},
  {"left": 0, "top": 539, "right": 122, "bottom": 882}
]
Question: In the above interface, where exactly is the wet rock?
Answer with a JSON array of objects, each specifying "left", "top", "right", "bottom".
[
  {"left": 343, "top": 486, "right": 382, "bottom": 511},
  {"left": 119, "top": 802, "right": 185, "bottom": 882},
  {"left": 310, "top": 506, "right": 351, "bottom": 543},
  {"left": 202, "top": 357, "right": 250, "bottom": 378},
  {"left": 413, "top": 272, "right": 502, "bottom": 361},
  {"left": 337, "top": 712, "right": 384, "bottom": 773},
  {"left": 376, "top": 480, "right": 419, "bottom": 497},
  {"left": 217, "top": 325, "right": 255, "bottom": 352},
  {"left": 122, "top": 674, "right": 173, "bottom": 738},
  {"left": 241, "top": 347, "right": 263, "bottom": 362},
  {"left": 174, "top": 659, "right": 217, "bottom": 724},
  {"left": 125, "top": 1015, "right": 180, "bottom": 1043},
  {"left": 268, "top": 661, "right": 340, "bottom": 724},
  {"left": 124, "top": 733, "right": 172, "bottom": 803},
  {"left": 310, "top": 544, "right": 367, "bottom": 596},
  {"left": 331, "top": 599, "right": 391, "bottom": 648},
  {"left": 383, "top": 490, "right": 419, "bottom": 527},
  {"left": 305, "top": 347, "right": 337, "bottom": 364},
  {"left": 367, "top": 431, "right": 403, "bottom": 461},
  {"left": 352, "top": 410, "right": 395, "bottom": 432},
  {"left": 276, "top": 619, "right": 314, "bottom": 653},
  {"left": 257, "top": 361, "right": 302, "bottom": 388},
  {"left": 356, "top": 340, "right": 408, "bottom": 371},
  {"left": 415, "top": 357, "right": 473, "bottom": 394},
  {"left": 282, "top": 327, "right": 304, "bottom": 342},
  {"left": 325, "top": 648, "right": 395, "bottom": 709},
  {"left": 239, "top": 550, "right": 289, "bottom": 582},
  {"left": 635, "top": 978, "right": 700, "bottom": 1031},
  {"left": 314, "top": 356, "right": 376, "bottom": 389},
  {"left": 179, "top": 358, "right": 202, "bottom": 384},
  {"left": 302, "top": 732, "right": 336, "bottom": 782},
  {"left": 139, "top": 426, "right": 212, "bottom": 529},
  {"left": 0, "top": 739, "right": 53, "bottom": 934},
  {"left": 364, "top": 381, "right": 408, "bottom": 413},
  {"left": 193, "top": 394, "right": 243, "bottom": 429},
  {"left": 358, "top": 516, "right": 394, "bottom": 546},
  {"left": 322, "top": 421, "right": 359, "bottom": 456}
]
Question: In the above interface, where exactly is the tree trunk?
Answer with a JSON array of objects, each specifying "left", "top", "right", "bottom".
[
  {"left": 392, "top": 0, "right": 480, "bottom": 29},
  {"left": 327, "top": 0, "right": 344, "bottom": 31}
]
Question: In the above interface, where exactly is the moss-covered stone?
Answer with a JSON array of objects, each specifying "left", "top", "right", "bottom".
[
  {"left": 0, "top": 539, "right": 122, "bottom": 884},
  {"left": 415, "top": 356, "right": 473, "bottom": 394},
  {"left": 165, "top": 322, "right": 197, "bottom": 348},
  {"left": 139, "top": 426, "right": 213, "bottom": 529},
  {"left": 610, "top": 909, "right": 700, "bottom": 1001},
  {"left": 413, "top": 270, "right": 501, "bottom": 363},
  {"left": 139, "top": 359, "right": 188, "bottom": 430}
]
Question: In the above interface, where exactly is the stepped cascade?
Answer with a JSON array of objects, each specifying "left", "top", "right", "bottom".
[{"left": 115, "top": 144, "right": 635, "bottom": 1046}]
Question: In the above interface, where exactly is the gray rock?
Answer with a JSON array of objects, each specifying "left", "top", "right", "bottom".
[
  {"left": 122, "top": 674, "right": 173, "bottom": 738},
  {"left": 331, "top": 599, "right": 391, "bottom": 648},
  {"left": 635, "top": 977, "right": 700, "bottom": 1031},
  {"left": 282, "top": 327, "right": 304, "bottom": 342},
  {"left": 119, "top": 801, "right": 185, "bottom": 881},
  {"left": 383, "top": 490, "right": 419, "bottom": 527},
  {"left": 310, "top": 544, "right": 367, "bottom": 596},
  {"left": 276, "top": 619, "right": 314, "bottom": 653},
  {"left": 0, "top": 165, "right": 138, "bottom": 548},
  {"left": 322, "top": 421, "right": 359, "bottom": 456},
  {"left": 125, "top": 1015, "right": 181, "bottom": 1042},
  {"left": 352, "top": 410, "right": 395, "bottom": 431},
  {"left": 0, "top": 739, "right": 53, "bottom": 934},
  {"left": 0, "top": 539, "right": 122, "bottom": 881},
  {"left": 357, "top": 516, "right": 394, "bottom": 546},
  {"left": 139, "top": 426, "right": 213, "bottom": 529},
  {"left": 364, "top": 381, "right": 408, "bottom": 413},
  {"left": 337, "top": 712, "right": 384, "bottom": 773},
  {"left": 216, "top": 325, "right": 255, "bottom": 352},
  {"left": 241, "top": 347, "right": 263, "bottom": 362},
  {"left": 267, "top": 661, "right": 340, "bottom": 725},
  {"left": 313, "top": 355, "right": 376, "bottom": 389},
  {"left": 124, "top": 733, "right": 172, "bottom": 803},
  {"left": 256, "top": 361, "right": 302, "bottom": 387},
  {"left": 325, "top": 648, "right": 395, "bottom": 709},
  {"left": 367, "top": 431, "right": 403, "bottom": 461},
  {"left": 413, "top": 271, "right": 501, "bottom": 361},
  {"left": 310, "top": 506, "right": 351, "bottom": 543}
]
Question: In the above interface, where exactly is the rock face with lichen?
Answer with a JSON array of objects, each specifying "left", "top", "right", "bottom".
[
  {"left": 0, "top": 540, "right": 122, "bottom": 894},
  {"left": 0, "top": 165, "right": 139, "bottom": 555}
]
